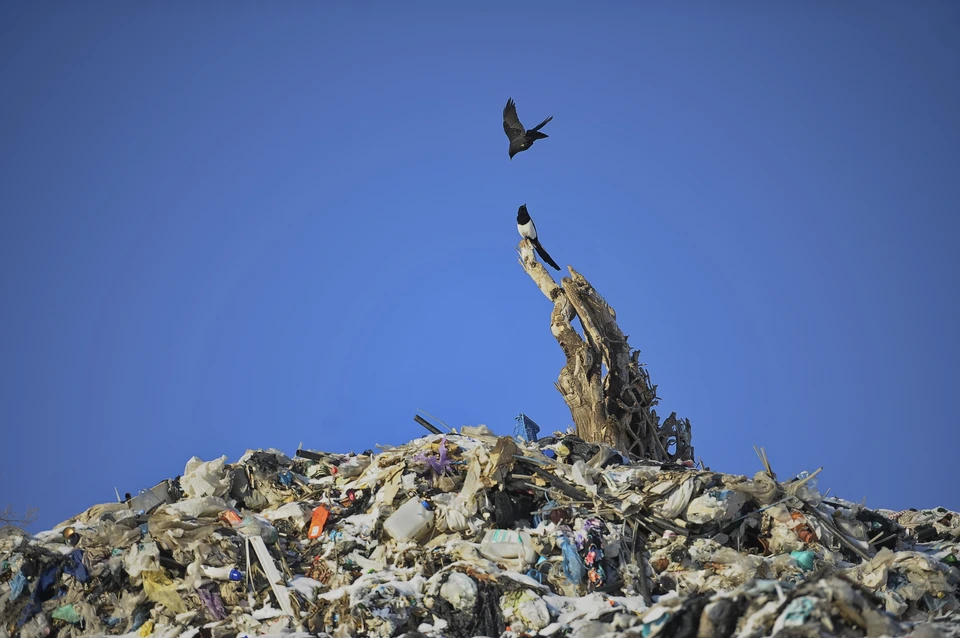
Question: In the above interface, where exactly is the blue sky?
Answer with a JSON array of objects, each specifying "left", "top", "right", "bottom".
[{"left": 1, "top": 3, "right": 958, "bottom": 532}]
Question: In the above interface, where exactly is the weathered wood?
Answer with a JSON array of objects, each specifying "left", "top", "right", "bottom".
[{"left": 517, "top": 239, "right": 693, "bottom": 463}]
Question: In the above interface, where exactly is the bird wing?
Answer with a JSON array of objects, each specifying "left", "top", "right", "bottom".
[{"left": 503, "top": 98, "right": 525, "bottom": 142}]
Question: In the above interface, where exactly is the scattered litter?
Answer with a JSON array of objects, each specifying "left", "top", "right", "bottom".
[{"left": 1, "top": 427, "right": 957, "bottom": 637}]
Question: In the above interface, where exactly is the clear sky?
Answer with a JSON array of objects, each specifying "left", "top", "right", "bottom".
[{"left": 2, "top": 3, "right": 958, "bottom": 532}]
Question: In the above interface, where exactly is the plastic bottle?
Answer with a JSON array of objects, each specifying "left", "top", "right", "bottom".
[
  {"left": 793, "top": 471, "right": 823, "bottom": 506},
  {"left": 201, "top": 565, "right": 240, "bottom": 581},
  {"left": 479, "top": 529, "right": 539, "bottom": 566},
  {"left": 383, "top": 498, "right": 435, "bottom": 542}
]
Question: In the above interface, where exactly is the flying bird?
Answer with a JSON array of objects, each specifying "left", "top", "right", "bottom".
[
  {"left": 503, "top": 98, "right": 553, "bottom": 160},
  {"left": 517, "top": 204, "right": 560, "bottom": 271}
]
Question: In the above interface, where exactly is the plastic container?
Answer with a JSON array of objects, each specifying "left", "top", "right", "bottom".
[
  {"left": 201, "top": 565, "right": 242, "bottom": 581},
  {"left": 792, "top": 471, "right": 823, "bottom": 506},
  {"left": 383, "top": 498, "right": 434, "bottom": 542},
  {"left": 479, "top": 529, "right": 539, "bottom": 566}
]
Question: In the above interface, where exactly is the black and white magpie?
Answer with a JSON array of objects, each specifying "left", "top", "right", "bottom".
[
  {"left": 517, "top": 204, "right": 560, "bottom": 271},
  {"left": 503, "top": 98, "right": 553, "bottom": 160}
]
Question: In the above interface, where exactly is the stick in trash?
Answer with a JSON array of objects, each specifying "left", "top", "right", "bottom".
[
  {"left": 754, "top": 445, "right": 776, "bottom": 480},
  {"left": 755, "top": 447, "right": 873, "bottom": 562},
  {"left": 800, "top": 503, "right": 873, "bottom": 561},
  {"left": 296, "top": 449, "right": 326, "bottom": 462},
  {"left": 413, "top": 415, "right": 443, "bottom": 435},
  {"left": 417, "top": 409, "right": 455, "bottom": 432}
]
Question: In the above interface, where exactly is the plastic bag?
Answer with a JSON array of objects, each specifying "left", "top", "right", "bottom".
[
  {"left": 161, "top": 496, "right": 230, "bottom": 519},
  {"left": 655, "top": 476, "right": 700, "bottom": 519},
  {"left": 124, "top": 542, "right": 160, "bottom": 579},
  {"left": 52, "top": 604, "right": 81, "bottom": 624},
  {"left": 337, "top": 455, "right": 371, "bottom": 478},
  {"left": 561, "top": 536, "right": 586, "bottom": 585},
  {"left": 785, "top": 471, "right": 823, "bottom": 506},
  {"left": 262, "top": 502, "right": 310, "bottom": 526},
  {"left": 180, "top": 455, "right": 232, "bottom": 498},
  {"left": 10, "top": 569, "right": 27, "bottom": 600},
  {"left": 432, "top": 493, "right": 471, "bottom": 532},
  {"left": 685, "top": 489, "right": 748, "bottom": 524},
  {"left": 500, "top": 589, "right": 551, "bottom": 632},
  {"left": 736, "top": 471, "right": 780, "bottom": 505},
  {"left": 238, "top": 515, "right": 279, "bottom": 544},
  {"left": 439, "top": 572, "right": 477, "bottom": 612},
  {"left": 142, "top": 569, "right": 187, "bottom": 613}
]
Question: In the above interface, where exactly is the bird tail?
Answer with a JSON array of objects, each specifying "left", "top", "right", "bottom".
[
  {"left": 530, "top": 115, "right": 553, "bottom": 132},
  {"left": 534, "top": 240, "right": 561, "bottom": 271},
  {"left": 528, "top": 131, "right": 549, "bottom": 141}
]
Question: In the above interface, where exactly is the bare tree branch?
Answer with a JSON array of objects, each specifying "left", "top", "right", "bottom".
[
  {"left": 517, "top": 241, "right": 694, "bottom": 463},
  {"left": 0, "top": 474, "right": 38, "bottom": 526},
  {"left": 0, "top": 503, "right": 38, "bottom": 526}
]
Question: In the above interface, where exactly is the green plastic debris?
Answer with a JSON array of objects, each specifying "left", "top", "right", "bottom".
[
  {"left": 52, "top": 603, "right": 82, "bottom": 624},
  {"left": 790, "top": 550, "right": 816, "bottom": 571}
]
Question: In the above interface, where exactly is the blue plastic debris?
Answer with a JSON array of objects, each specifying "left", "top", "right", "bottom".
[
  {"left": 514, "top": 413, "right": 541, "bottom": 442},
  {"left": 560, "top": 536, "right": 586, "bottom": 585},
  {"left": 130, "top": 605, "right": 151, "bottom": 631},
  {"left": 10, "top": 570, "right": 27, "bottom": 600},
  {"left": 64, "top": 550, "right": 90, "bottom": 583}
]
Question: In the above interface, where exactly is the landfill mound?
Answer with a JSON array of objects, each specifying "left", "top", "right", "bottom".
[{"left": 1, "top": 425, "right": 958, "bottom": 638}]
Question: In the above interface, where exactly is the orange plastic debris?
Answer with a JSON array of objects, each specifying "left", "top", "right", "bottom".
[
  {"left": 220, "top": 510, "right": 242, "bottom": 525},
  {"left": 308, "top": 505, "right": 330, "bottom": 539}
]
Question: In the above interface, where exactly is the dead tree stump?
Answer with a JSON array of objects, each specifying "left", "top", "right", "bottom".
[{"left": 518, "top": 239, "right": 694, "bottom": 463}]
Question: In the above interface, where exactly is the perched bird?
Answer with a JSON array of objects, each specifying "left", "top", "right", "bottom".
[
  {"left": 517, "top": 204, "right": 560, "bottom": 271},
  {"left": 503, "top": 98, "right": 553, "bottom": 160}
]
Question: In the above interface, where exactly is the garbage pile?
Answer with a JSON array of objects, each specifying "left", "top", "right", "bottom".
[{"left": 1, "top": 422, "right": 958, "bottom": 638}]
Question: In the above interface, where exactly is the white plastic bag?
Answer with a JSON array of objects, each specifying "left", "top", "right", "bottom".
[
  {"left": 261, "top": 502, "right": 310, "bottom": 526},
  {"left": 439, "top": 572, "right": 477, "bottom": 612},
  {"left": 123, "top": 541, "right": 160, "bottom": 579},
  {"left": 685, "top": 489, "right": 748, "bottom": 524},
  {"left": 180, "top": 455, "right": 232, "bottom": 498}
]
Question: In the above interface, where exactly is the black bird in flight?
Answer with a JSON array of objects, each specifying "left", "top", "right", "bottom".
[
  {"left": 503, "top": 98, "right": 553, "bottom": 160},
  {"left": 517, "top": 204, "right": 560, "bottom": 271}
]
